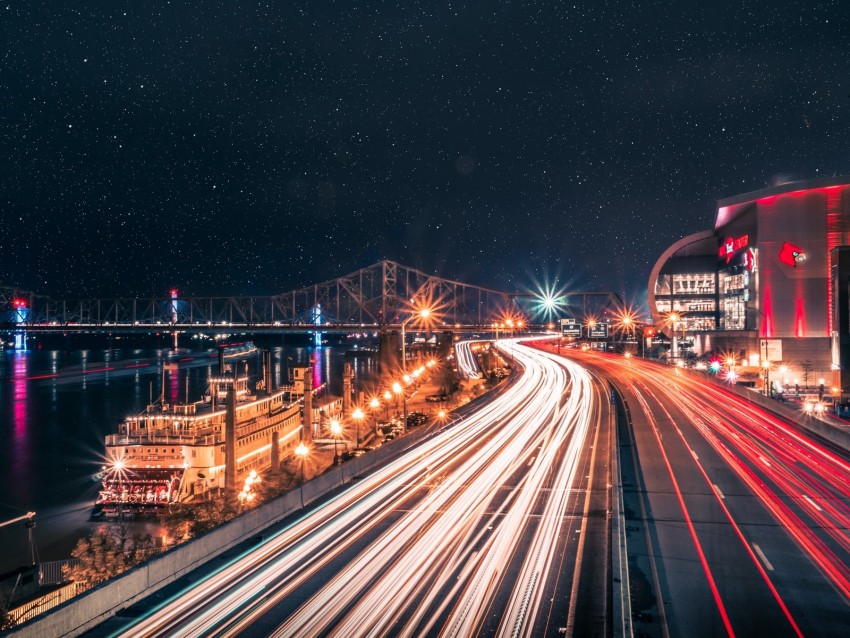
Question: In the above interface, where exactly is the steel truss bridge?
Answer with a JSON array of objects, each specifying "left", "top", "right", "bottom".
[{"left": 1, "top": 261, "right": 623, "bottom": 334}]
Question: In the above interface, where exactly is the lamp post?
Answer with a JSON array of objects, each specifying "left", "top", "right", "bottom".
[
  {"left": 295, "top": 443, "right": 309, "bottom": 506},
  {"left": 398, "top": 307, "right": 430, "bottom": 434},
  {"left": 393, "top": 308, "right": 431, "bottom": 432},
  {"left": 586, "top": 319, "right": 597, "bottom": 350},
  {"left": 382, "top": 390, "right": 392, "bottom": 420},
  {"left": 668, "top": 312, "right": 680, "bottom": 360},
  {"left": 392, "top": 381, "right": 406, "bottom": 433},
  {"left": 401, "top": 308, "right": 431, "bottom": 379},
  {"left": 352, "top": 407, "right": 364, "bottom": 447},
  {"left": 330, "top": 419, "right": 342, "bottom": 465},
  {"left": 368, "top": 397, "right": 380, "bottom": 438}
]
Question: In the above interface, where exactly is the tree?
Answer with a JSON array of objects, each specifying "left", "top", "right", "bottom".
[
  {"left": 159, "top": 504, "right": 194, "bottom": 544},
  {"left": 801, "top": 360, "right": 814, "bottom": 388},
  {"left": 1, "top": 609, "right": 15, "bottom": 631},
  {"left": 435, "top": 364, "right": 460, "bottom": 395},
  {"left": 62, "top": 523, "right": 154, "bottom": 590}
]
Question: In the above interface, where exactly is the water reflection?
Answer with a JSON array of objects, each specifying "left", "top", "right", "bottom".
[
  {"left": 11, "top": 351, "right": 31, "bottom": 504},
  {"left": 0, "top": 339, "right": 377, "bottom": 574}
]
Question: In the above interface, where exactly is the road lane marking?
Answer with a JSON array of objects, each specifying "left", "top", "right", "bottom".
[
  {"left": 753, "top": 543, "right": 774, "bottom": 571},
  {"left": 690, "top": 450, "right": 699, "bottom": 461},
  {"left": 713, "top": 484, "right": 725, "bottom": 499},
  {"left": 802, "top": 495, "right": 822, "bottom": 511}
]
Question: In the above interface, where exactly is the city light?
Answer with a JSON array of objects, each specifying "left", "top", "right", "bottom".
[
  {"left": 330, "top": 420, "right": 342, "bottom": 464},
  {"left": 330, "top": 419, "right": 342, "bottom": 437},
  {"left": 530, "top": 281, "right": 568, "bottom": 320},
  {"left": 238, "top": 469, "right": 261, "bottom": 504}
]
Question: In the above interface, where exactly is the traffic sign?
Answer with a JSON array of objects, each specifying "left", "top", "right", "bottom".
[
  {"left": 560, "top": 319, "right": 581, "bottom": 337},
  {"left": 588, "top": 323, "right": 608, "bottom": 339}
]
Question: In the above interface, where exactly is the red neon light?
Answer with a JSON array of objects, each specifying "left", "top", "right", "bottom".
[
  {"left": 757, "top": 184, "right": 844, "bottom": 206},
  {"left": 779, "top": 242, "right": 804, "bottom": 267},
  {"left": 745, "top": 249, "right": 756, "bottom": 271},
  {"left": 719, "top": 235, "right": 749, "bottom": 263},
  {"left": 762, "top": 286, "right": 774, "bottom": 338},
  {"left": 12, "top": 299, "right": 27, "bottom": 308},
  {"left": 795, "top": 297, "right": 805, "bottom": 338}
]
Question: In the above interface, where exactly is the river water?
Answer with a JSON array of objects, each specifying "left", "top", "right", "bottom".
[{"left": 0, "top": 333, "right": 377, "bottom": 575}]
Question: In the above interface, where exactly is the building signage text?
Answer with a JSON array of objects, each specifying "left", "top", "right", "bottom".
[{"left": 719, "top": 235, "right": 749, "bottom": 263}]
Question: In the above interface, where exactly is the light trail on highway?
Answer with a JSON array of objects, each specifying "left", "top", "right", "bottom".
[
  {"left": 106, "top": 340, "right": 607, "bottom": 638},
  {"left": 554, "top": 344, "right": 850, "bottom": 637},
  {"left": 453, "top": 339, "right": 482, "bottom": 379}
]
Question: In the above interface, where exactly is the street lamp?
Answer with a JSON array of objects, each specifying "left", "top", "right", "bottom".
[
  {"left": 400, "top": 307, "right": 432, "bottom": 434},
  {"left": 295, "top": 443, "right": 309, "bottom": 506},
  {"left": 668, "top": 312, "right": 681, "bottom": 360},
  {"left": 383, "top": 390, "right": 392, "bottom": 420},
  {"left": 401, "top": 307, "right": 431, "bottom": 374},
  {"left": 492, "top": 321, "right": 503, "bottom": 341},
  {"left": 351, "top": 407, "right": 364, "bottom": 446},
  {"left": 369, "top": 397, "right": 380, "bottom": 437},
  {"left": 330, "top": 419, "right": 342, "bottom": 465},
  {"left": 392, "top": 381, "right": 406, "bottom": 432}
]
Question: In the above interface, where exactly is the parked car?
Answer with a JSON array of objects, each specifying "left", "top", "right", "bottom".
[
  {"left": 426, "top": 393, "right": 448, "bottom": 402},
  {"left": 407, "top": 412, "right": 428, "bottom": 427}
]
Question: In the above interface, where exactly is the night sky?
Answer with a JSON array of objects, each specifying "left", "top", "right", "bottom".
[{"left": 2, "top": 2, "right": 848, "bottom": 306}]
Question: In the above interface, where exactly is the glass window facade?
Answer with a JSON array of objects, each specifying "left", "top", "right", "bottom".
[
  {"left": 720, "top": 267, "right": 749, "bottom": 330},
  {"left": 653, "top": 272, "right": 717, "bottom": 331}
]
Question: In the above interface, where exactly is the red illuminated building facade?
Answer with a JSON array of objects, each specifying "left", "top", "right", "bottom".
[{"left": 648, "top": 176, "right": 850, "bottom": 392}]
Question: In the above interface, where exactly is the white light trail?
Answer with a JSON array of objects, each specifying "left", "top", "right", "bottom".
[{"left": 118, "top": 339, "right": 599, "bottom": 638}]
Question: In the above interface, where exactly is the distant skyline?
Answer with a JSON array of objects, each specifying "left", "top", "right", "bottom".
[{"left": 2, "top": 2, "right": 848, "bottom": 307}]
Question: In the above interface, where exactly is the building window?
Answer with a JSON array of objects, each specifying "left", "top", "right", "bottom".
[
  {"left": 654, "top": 272, "right": 717, "bottom": 331},
  {"left": 721, "top": 268, "right": 748, "bottom": 330}
]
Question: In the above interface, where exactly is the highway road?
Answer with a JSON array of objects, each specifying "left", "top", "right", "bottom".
[
  {"left": 453, "top": 339, "right": 483, "bottom": 379},
  {"left": 88, "top": 340, "right": 613, "bottom": 637},
  {"left": 553, "top": 345, "right": 850, "bottom": 637}
]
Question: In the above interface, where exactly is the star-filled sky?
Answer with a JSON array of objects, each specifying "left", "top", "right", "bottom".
[{"left": 2, "top": 2, "right": 848, "bottom": 306}]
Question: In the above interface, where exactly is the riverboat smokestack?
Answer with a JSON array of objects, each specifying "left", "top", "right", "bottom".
[{"left": 225, "top": 384, "right": 237, "bottom": 499}]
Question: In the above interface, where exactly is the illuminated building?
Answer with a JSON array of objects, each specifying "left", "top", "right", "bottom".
[{"left": 648, "top": 176, "right": 850, "bottom": 392}]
